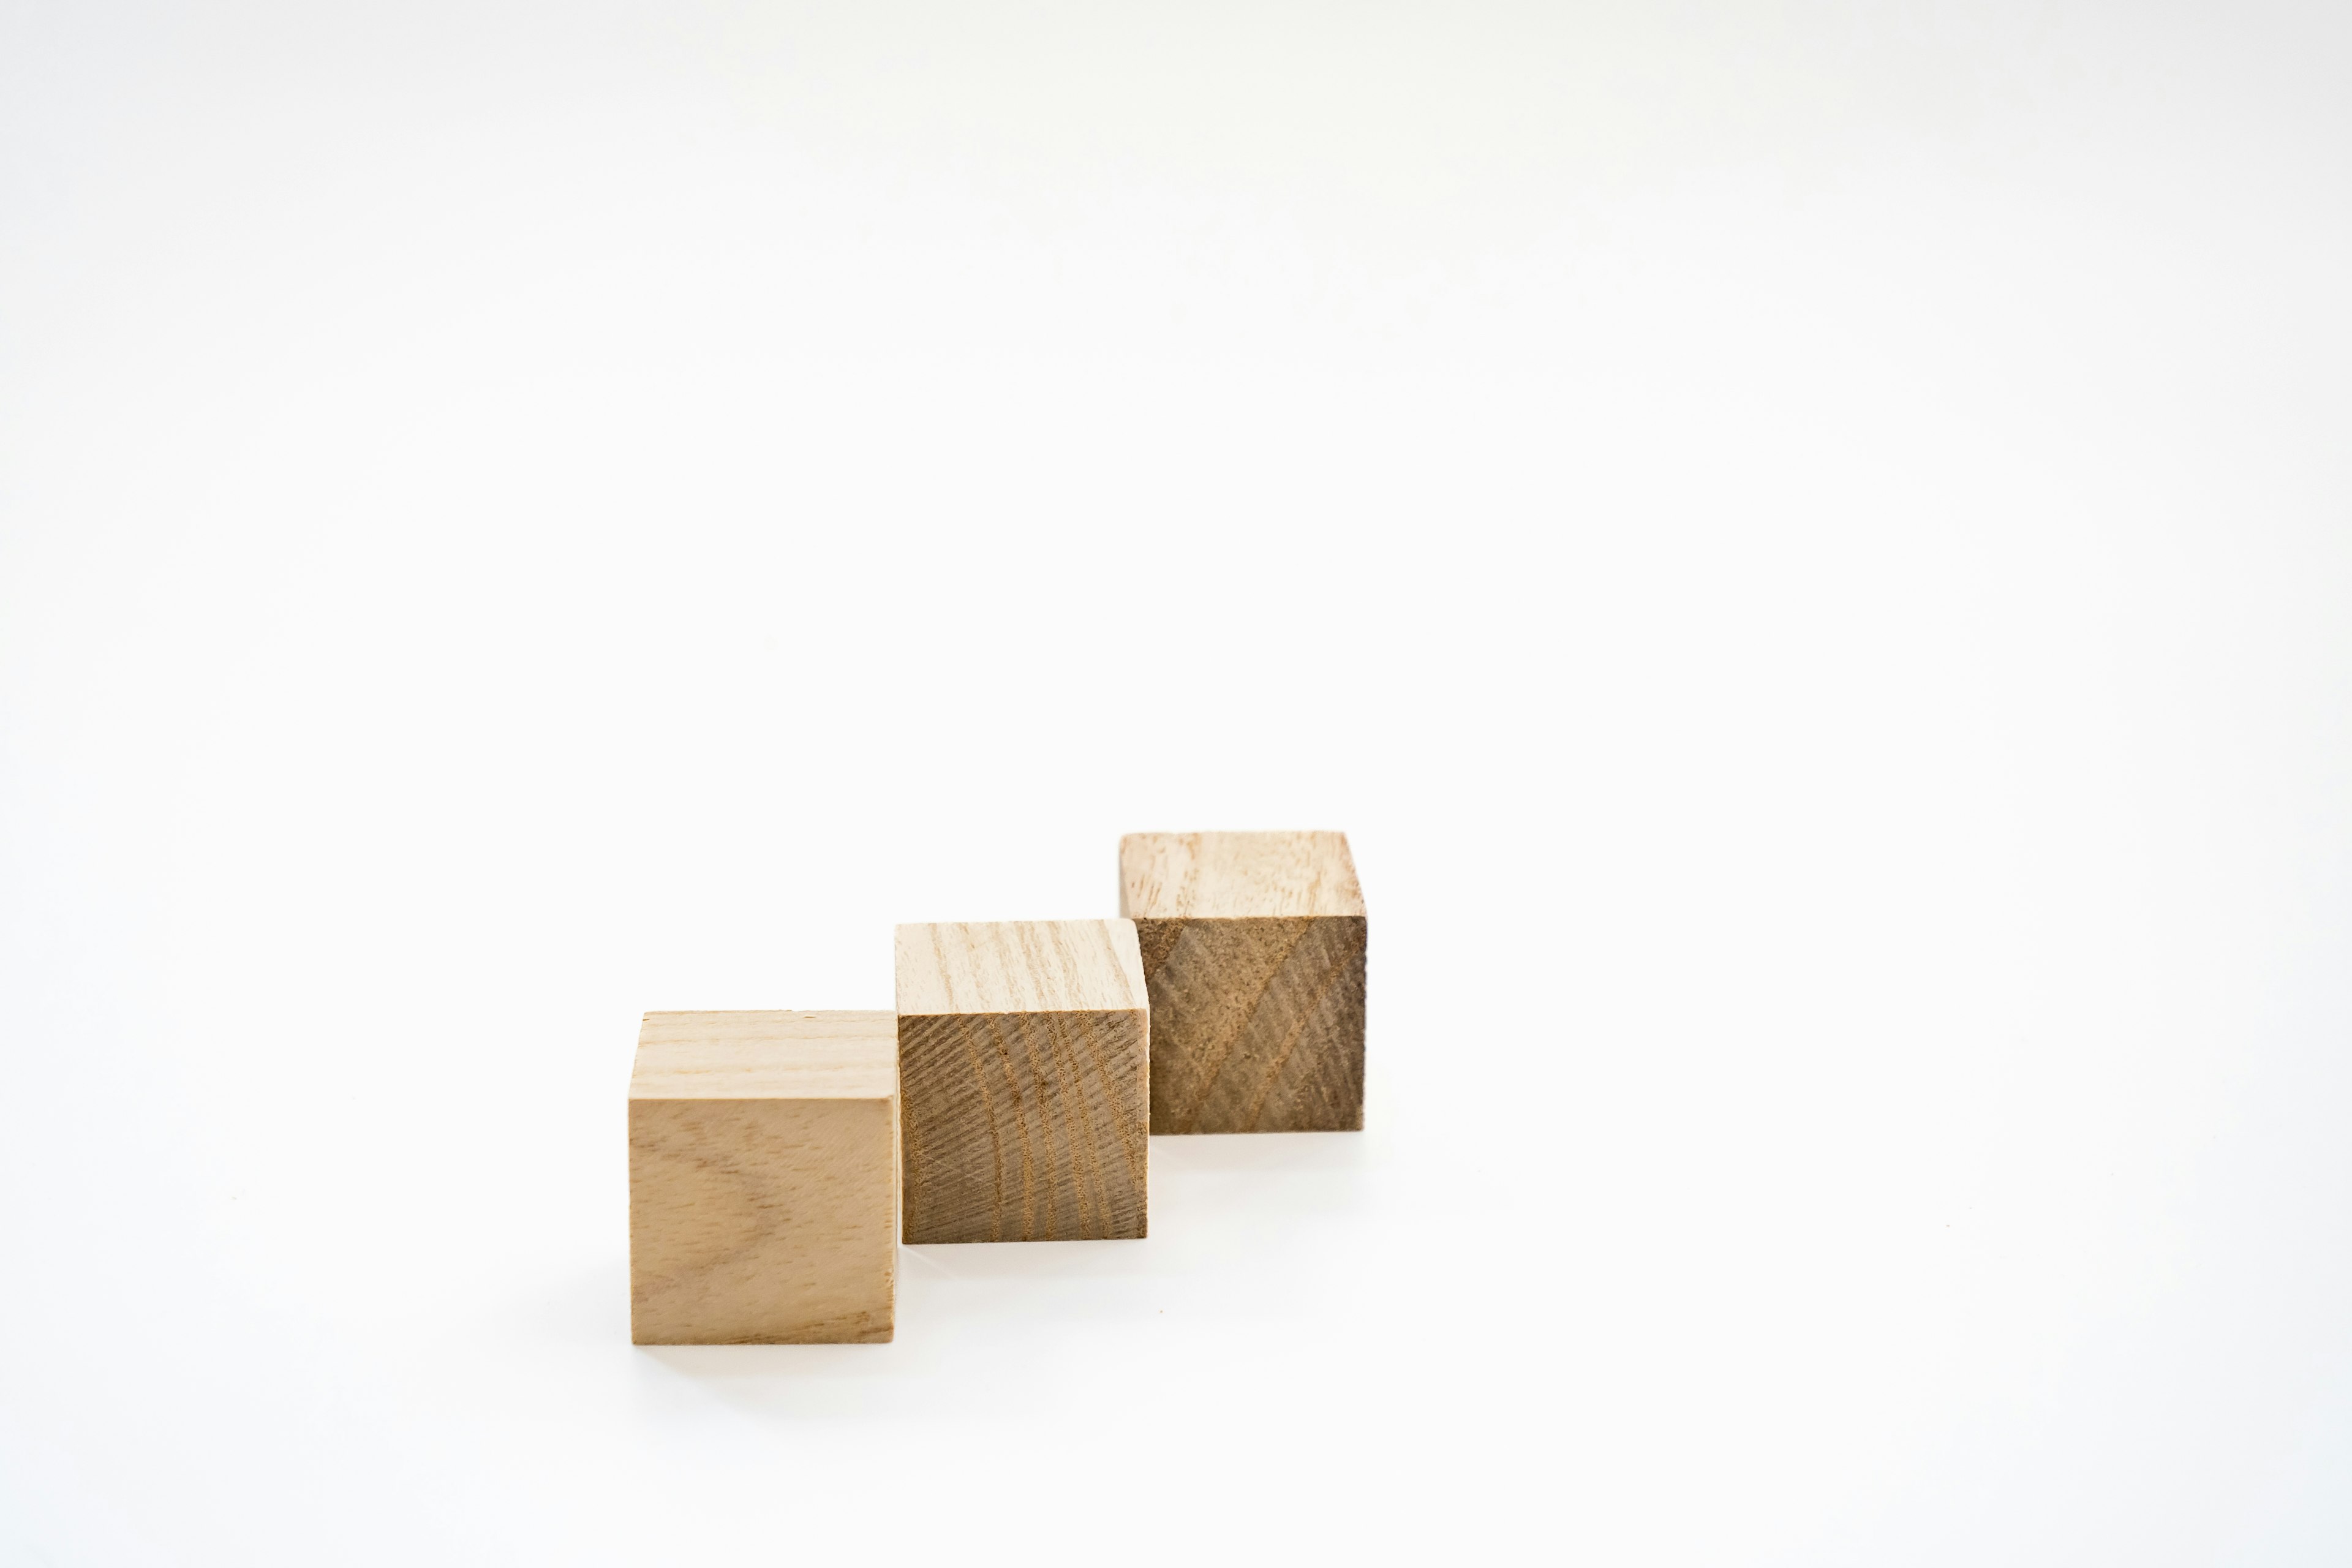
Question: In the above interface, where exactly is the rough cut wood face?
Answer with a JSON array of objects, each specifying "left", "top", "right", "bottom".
[
  {"left": 1119, "top": 832, "right": 1368, "bottom": 1134},
  {"left": 895, "top": 921, "right": 1150, "bottom": 1244},
  {"left": 628, "top": 1011, "right": 899, "bottom": 1344}
]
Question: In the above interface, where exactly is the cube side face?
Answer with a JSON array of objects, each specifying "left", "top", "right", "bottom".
[
  {"left": 1136, "top": 914, "right": 1366, "bottom": 1134},
  {"left": 630, "top": 1096, "right": 897, "bottom": 1344},
  {"left": 897, "top": 1008, "right": 1148, "bottom": 1243}
]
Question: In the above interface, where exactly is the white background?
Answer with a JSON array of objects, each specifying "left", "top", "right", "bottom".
[{"left": 3, "top": 1, "right": 2349, "bottom": 1562}]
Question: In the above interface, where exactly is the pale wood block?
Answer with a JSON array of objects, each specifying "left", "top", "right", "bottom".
[
  {"left": 628, "top": 1010, "right": 898, "bottom": 1344},
  {"left": 895, "top": 920, "right": 1149, "bottom": 1244},
  {"left": 1119, "top": 831, "right": 1367, "bottom": 1134}
]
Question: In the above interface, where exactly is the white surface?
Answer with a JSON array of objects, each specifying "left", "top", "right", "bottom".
[{"left": 3, "top": 2, "right": 2350, "bottom": 1563}]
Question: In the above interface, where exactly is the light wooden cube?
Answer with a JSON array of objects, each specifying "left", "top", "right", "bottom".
[
  {"left": 628, "top": 1010, "right": 899, "bottom": 1344},
  {"left": 1119, "top": 831, "right": 1367, "bottom": 1134},
  {"left": 895, "top": 920, "right": 1149, "bottom": 1244}
]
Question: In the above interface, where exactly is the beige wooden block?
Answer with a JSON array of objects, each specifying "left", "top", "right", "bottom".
[
  {"left": 895, "top": 920, "right": 1149, "bottom": 1244},
  {"left": 1119, "top": 831, "right": 1367, "bottom": 1134},
  {"left": 628, "top": 1010, "right": 899, "bottom": 1344}
]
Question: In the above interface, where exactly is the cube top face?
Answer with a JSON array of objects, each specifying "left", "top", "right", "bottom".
[
  {"left": 631, "top": 1010, "right": 897, "bottom": 1101},
  {"left": 895, "top": 920, "right": 1145, "bottom": 1017},
  {"left": 1119, "top": 831, "right": 1364, "bottom": 921}
]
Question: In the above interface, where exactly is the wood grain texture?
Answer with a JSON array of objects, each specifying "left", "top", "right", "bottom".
[
  {"left": 1119, "top": 832, "right": 1368, "bottom": 1134},
  {"left": 1120, "top": 830, "right": 1365, "bottom": 919},
  {"left": 629, "top": 1011, "right": 898, "bottom": 1344},
  {"left": 895, "top": 918, "right": 1147, "bottom": 1015},
  {"left": 895, "top": 921, "right": 1149, "bottom": 1244}
]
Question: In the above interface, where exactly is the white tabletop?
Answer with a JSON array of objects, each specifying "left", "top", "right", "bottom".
[{"left": 2, "top": 1, "right": 2347, "bottom": 1563}]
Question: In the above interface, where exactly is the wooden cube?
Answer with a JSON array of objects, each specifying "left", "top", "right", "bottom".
[
  {"left": 628, "top": 1010, "right": 899, "bottom": 1344},
  {"left": 1119, "top": 831, "right": 1367, "bottom": 1134},
  {"left": 895, "top": 920, "right": 1149, "bottom": 1243}
]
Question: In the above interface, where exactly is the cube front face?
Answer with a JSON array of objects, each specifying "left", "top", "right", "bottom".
[
  {"left": 1133, "top": 914, "right": 1366, "bottom": 1133},
  {"left": 895, "top": 921, "right": 1150, "bottom": 1244},
  {"left": 899, "top": 1009, "right": 1148, "bottom": 1242},
  {"left": 1121, "top": 833, "right": 1368, "bottom": 1134},
  {"left": 628, "top": 1011, "right": 899, "bottom": 1345}
]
